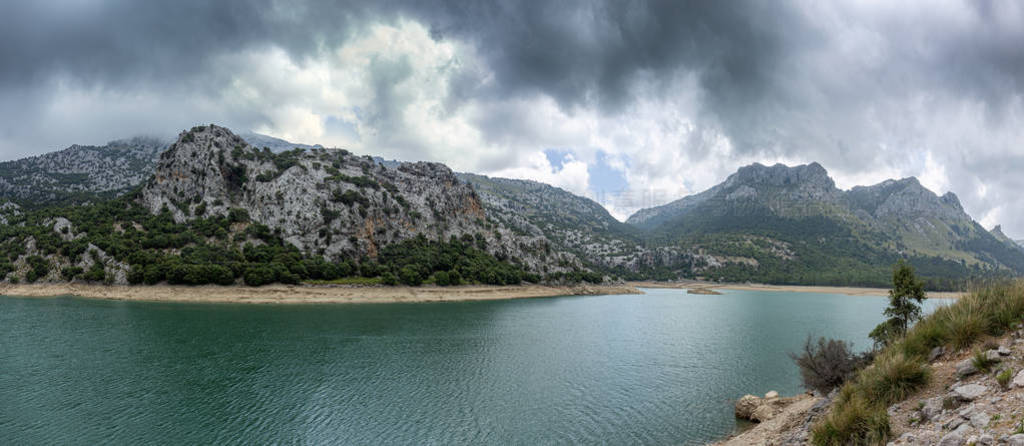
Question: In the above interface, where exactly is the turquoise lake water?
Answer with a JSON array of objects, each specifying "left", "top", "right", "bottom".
[{"left": 0, "top": 288, "right": 952, "bottom": 445}]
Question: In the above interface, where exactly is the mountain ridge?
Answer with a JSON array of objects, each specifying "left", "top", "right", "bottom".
[{"left": 1, "top": 125, "right": 1020, "bottom": 289}]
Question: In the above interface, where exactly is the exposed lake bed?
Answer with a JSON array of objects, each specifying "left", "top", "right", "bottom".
[{"left": 0, "top": 288, "right": 953, "bottom": 444}]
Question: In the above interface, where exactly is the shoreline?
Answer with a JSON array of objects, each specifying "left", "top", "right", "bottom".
[
  {"left": 0, "top": 281, "right": 967, "bottom": 305},
  {"left": 0, "top": 282, "right": 642, "bottom": 304},
  {"left": 627, "top": 280, "right": 965, "bottom": 299}
]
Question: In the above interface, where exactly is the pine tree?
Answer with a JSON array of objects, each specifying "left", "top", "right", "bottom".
[{"left": 870, "top": 260, "right": 926, "bottom": 348}]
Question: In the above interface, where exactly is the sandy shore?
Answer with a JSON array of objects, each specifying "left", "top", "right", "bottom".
[
  {"left": 0, "top": 282, "right": 642, "bottom": 304},
  {"left": 629, "top": 280, "right": 965, "bottom": 299}
]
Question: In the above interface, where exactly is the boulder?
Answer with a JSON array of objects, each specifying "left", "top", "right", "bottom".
[
  {"left": 943, "top": 417, "right": 965, "bottom": 430},
  {"left": 1010, "top": 434, "right": 1024, "bottom": 446},
  {"left": 751, "top": 404, "right": 776, "bottom": 422},
  {"left": 930, "top": 346, "right": 947, "bottom": 362},
  {"left": 998, "top": 345, "right": 1012, "bottom": 356},
  {"left": 938, "top": 431, "right": 964, "bottom": 446},
  {"left": 919, "top": 397, "right": 943, "bottom": 422},
  {"left": 735, "top": 394, "right": 760, "bottom": 419},
  {"left": 1013, "top": 370, "right": 1024, "bottom": 389},
  {"left": 956, "top": 359, "right": 978, "bottom": 377},
  {"left": 985, "top": 349, "right": 1002, "bottom": 362},
  {"left": 969, "top": 411, "right": 990, "bottom": 429},
  {"left": 952, "top": 384, "right": 987, "bottom": 401},
  {"left": 978, "top": 433, "right": 995, "bottom": 445},
  {"left": 764, "top": 390, "right": 779, "bottom": 399}
]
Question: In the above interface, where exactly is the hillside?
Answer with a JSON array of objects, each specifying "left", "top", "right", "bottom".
[
  {"left": 0, "top": 125, "right": 587, "bottom": 287},
  {"left": 457, "top": 173, "right": 643, "bottom": 268},
  {"left": 623, "top": 163, "right": 1024, "bottom": 287},
  {"left": 0, "top": 137, "right": 167, "bottom": 207}
]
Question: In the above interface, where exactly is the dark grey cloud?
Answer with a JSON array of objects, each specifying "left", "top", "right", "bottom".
[{"left": 0, "top": 0, "right": 1023, "bottom": 234}]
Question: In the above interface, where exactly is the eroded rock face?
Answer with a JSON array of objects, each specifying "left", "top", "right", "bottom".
[{"left": 139, "top": 125, "right": 578, "bottom": 272}]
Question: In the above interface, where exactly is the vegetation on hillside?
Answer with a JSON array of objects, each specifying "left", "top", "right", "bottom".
[
  {"left": 808, "top": 279, "right": 1024, "bottom": 444},
  {"left": 0, "top": 192, "right": 600, "bottom": 287}
]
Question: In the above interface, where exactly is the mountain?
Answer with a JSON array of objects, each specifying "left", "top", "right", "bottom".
[
  {"left": 623, "top": 162, "right": 1024, "bottom": 287},
  {"left": 0, "top": 137, "right": 168, "bottom": 208},
  {"left": 237, "top": 132, "right": 323, "bottom": 153},
  {"left": 141, "top": 125, "right": 569, "bottom": 270},
  {"left": 1, "top": 127, "right": 1020, "bottom": 289},
  {"left": 0, "top": 131, "right": 320, "bottom": 210},
  {"left": 0, "top": 125, "right": 585, "bottom": 287},
  {"left": 457, "top": 173, "right": 642, "bottom": 268}
]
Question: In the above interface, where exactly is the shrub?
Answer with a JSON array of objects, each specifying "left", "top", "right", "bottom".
[
  {"left": 434, "top": 271, "right": 450, "bottom": 286},
  {"left": 243, "top": 265, "right": 275, "bottom": 287},
  {"left": 61, "top": 266, "right": 84, "bottom": 281},
  {"left": 790, "top": 336, "right": 869, "bottom": 394},
  {"left": 972, "top": 349, "right": 997, "bottom": 373},
  {"left": 997, "top": 368, "right": 1013, "bottom": 389},
  {"left": 811, "top": 389, "right": 889, "bottom": 446},
  {"left": 399, "top": 266, "right": 423, "bottom": 286},
  {"left": 84, "top": 261, "right": 106, "bottom": 282},
  {"left": 857, "top": 352, "right": 930, "bottom": 404},
  {"left": 26, "top": 255, "right": 50, "bottom": 282},
  {"left": 944, "top": 302, "right": 988, "bottom": 350}
]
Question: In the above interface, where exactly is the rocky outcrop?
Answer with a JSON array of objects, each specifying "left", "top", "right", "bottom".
[
  {"left": 734, "top": 391, "right": 785, "bottom": 423},
  {"left": 719, "top": 392, "right": 828, "bottom": 445},
  {"left": 139, "top": 125, "right": 578, "bottom": 272}
]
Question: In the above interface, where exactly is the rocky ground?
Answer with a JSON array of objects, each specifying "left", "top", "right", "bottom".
[
  {"left": 715, "top": 391, "right": 829, "bottom": 445},
  {"left": 885, "top": 327, "right": 1024, "bottom": 445},
  {"left": 716, "top": 326, "right": 1024, "bottom": 445}
]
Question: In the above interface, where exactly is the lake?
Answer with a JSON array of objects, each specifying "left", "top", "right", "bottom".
[{"left": 0, "top": 288, "right": 952, "bottom": 445}]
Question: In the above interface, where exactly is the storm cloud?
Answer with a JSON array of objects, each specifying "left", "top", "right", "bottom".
[{"left": 1, "top": 0, "right": 1023, "bottom": 235}]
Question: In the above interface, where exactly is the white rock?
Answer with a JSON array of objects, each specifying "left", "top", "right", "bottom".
[
  {"left": 952, "top": 422, "right": 971, "bottom": 436},
  {"left": 952, "top": 384, "right": 987, "bottom": 401},
  {"left": 764, "top": 390, "right": 779, "bottom": 399},
  {"left": 998, "top": 345, "right": 1012, "bottom": 356},
  {"left": 1013, "top": 370, "right": 1024, "bottom": 388},
  {"left": 985, "top": 349, "right": 1002, "bottom": 362},
  {"left": 957, "top": 359, "right": 979, "bottom": 377},
  {"left": 920, "top": 397, "right": 943, "bottom": 421},
  {"left": 938, "top": 431, "right": 964, "bottom": 446},
  {"left": 969, "top": 411, "right": 990, "bottom": 428},
  {"left": 1009, "top": 433, "right": 1024, "bottom": 446},
  {"left": 978, "top": 433, "right": 995, "bottom": 445}
]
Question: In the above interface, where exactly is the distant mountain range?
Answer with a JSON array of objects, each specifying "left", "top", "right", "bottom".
[
  {"left": 0, "top": 132, "right": 319, "bottom": 208},
  {"left": 1, "top": 125, "right": 1021, "bottom": 289}
]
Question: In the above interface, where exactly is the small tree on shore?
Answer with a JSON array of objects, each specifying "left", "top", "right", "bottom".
[
  {"left": 870, "top": 260, "right": 926, "bottom": 348},
  {"left": 790, "top": 336, "right": 870, "bottom": 394}
]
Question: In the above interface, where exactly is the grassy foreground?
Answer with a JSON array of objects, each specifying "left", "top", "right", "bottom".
[{"left": 812, "top": 280, "right": 1024, "bottom": 445}]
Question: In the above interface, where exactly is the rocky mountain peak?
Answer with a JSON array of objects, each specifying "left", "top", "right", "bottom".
[
  {"left": 138, "top": 124, "right": 574, "bottom": 272},
  {"left": 941, "top": 192, "right": 964, "bottom": 212},
  {"left": 729, "top": 162, "right": 834, "bottom": 190}
]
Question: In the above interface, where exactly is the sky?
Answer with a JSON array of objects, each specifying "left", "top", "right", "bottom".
[{"left": 1, "top": 1, "right": 1023, "bottom": 235}]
